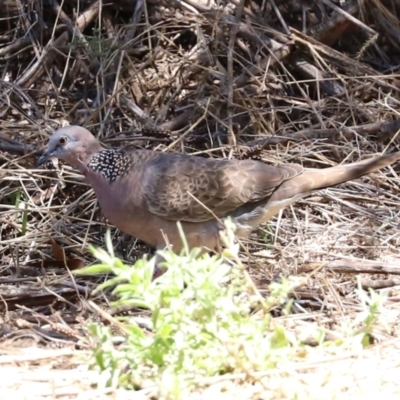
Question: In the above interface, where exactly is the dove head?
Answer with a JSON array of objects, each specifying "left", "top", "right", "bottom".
[{"left": 38, "top": 126, "right": 104, "bottom": 171}]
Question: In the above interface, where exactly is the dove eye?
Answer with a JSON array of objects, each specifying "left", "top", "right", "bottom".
[{"left": 59, "top": 136, "right": 68, "bottom": 145}]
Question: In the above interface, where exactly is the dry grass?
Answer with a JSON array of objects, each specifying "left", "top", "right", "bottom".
[{"left": 1, "top": 0, "right": 400, "bottom": 398}]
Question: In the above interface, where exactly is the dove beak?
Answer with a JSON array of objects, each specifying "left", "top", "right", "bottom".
[{"left": 37, "top": 149, "right": 54, "bottom": 166}]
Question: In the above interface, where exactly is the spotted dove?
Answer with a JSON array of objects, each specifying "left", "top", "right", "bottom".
[{"left": 38, "top": 126, "right": 400, "bottom": 254}]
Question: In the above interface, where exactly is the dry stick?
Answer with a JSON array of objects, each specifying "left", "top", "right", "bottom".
[
  {"left": 293, "top": 59, "right": 346, "bottom": 97},
  {"left": 242, "top": 119, "right": 400, "bottom": 149},
  {"left": 303, "top": 260, "right": 400, "bottom": 275},
  {"left": 16, "top": 1, "right": 71, "bottom": 89},
  {"left": 52, "top": 0, "right": 100, "bottom": 69},
  {"left": 16, "top": 31, "right": 68, "bottom": 88},
  {"left": 120, "top": 94, "right": 148, "bottom": 120},
  {"left": 159, "top": 109, "right": 195, "bottom": 132},
  {"left": 319, "top": 0, "right": 377, "bottom": 36},
  {"left": 183, "top": 0, "right": 216, "bottom": 12},
  {"left": 0, "top": 132, "right": 35, "bottom": 154},
  {"left": 164, "top": 98, "right": 211, "bottom": 151},
  {"left": 74, "top": 1, "right": 101, "bottom": 32},
  {"left": 278, "top": 61, "right": 328, "bottom": 129},
  {"left": 185, "top": 26, "right": 215, "bottom": 76},
  {"left": 16, "top": 0, "right": 42, "bottom": 60},
  {"left": 234, "top": 40, "right": 293, "bottom": 87},
  {"left": 227, "top": 0, "right": 245, "bottom": 146},
  {"left": 87, "top": 300, "right": 132, "bottom": 336},
  {"left": 83, "top": 47, "right": 165, "bottom": 127},
  {"left": 229, "top": 0, "right": 257, "bottom": 19},
  {"left": 291, "top": 29, "right": 400, "bottom": 90},
  {"left": 302, "top": 40, "right": 377, "bottom": 124},
  {"left": 292, "top": 59, "right": 377, "bottom": 123},
  {"left": 0, "top": 32, "right": 33, "bottom": 57},
  {"left": 180, "top": 2, "right": 293, "bottom": 89},
  {"left": 156, "top": 82, "right": 184, "bottom": 125},
  {"left": 323, "top": 274, "right": 345, "bottom": 317},
  {"left": 74, "top": 41, "right": 153, "bottom": 123},
  {"left": 361, "top": 278, "right": 400, "bottom": 290},
  {"left": 84, "top": 82, "right": 149, "bottom": 126},
  {"left": 307, "top": 1, "right": 358, "bottom": 44},
  {"left": 268, "top": 0, "right": 290, "bottom": 35},
  {"left": 17, "top": 2, "right": 99, "bottom": 89},
  {"left": 224, "top": 15, "right": 295, "bottom": 87},
  {"left": 97, "top": 50, "right": 125, "bottom": 135},
  {"left": 92, "top": 5, "right": 110, "bottom": 111},
  {"left": 0, "top": 84, "right": 43, "bottom": 132},
  {"left": 52, "top": 0, "right": 99, "bottom": 43},
  {"left": 124, "top": 0, "right": 143, "bottom": 41},
  {"left": 143, "top": 0, "right": 153, "bottom": 54}
]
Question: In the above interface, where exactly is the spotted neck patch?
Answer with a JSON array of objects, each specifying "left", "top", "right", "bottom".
[{"left": 87, "top": 149, "right": 133, "bottom": 182}]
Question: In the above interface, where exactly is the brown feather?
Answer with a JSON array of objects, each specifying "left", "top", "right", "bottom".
[{"left": 141, "top": 152, "right": 302, "bottom": 222}]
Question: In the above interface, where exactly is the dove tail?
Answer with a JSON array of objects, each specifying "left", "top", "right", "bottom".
[
  {"left": 270, "top": 150, "right": 400, "bottom": 204},
  {"left": 303, "top": 150, "right": 400, "bottom": 191},
  {"left": 231, "top": 150, "right": 400, "bottom": 236}
]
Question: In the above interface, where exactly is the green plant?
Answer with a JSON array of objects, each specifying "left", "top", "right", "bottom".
[
  {"left": 77, "top": 220, "right": 390, "bottom": 397},
  {"left": 76, "top": 220, "right": 303, "bottom": 396},
  {"left": 338, "top": 279, "right": 389, "bottom": 348},
  {"left": 12, "top": 188, "right": 28, "bottom": 236}
]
